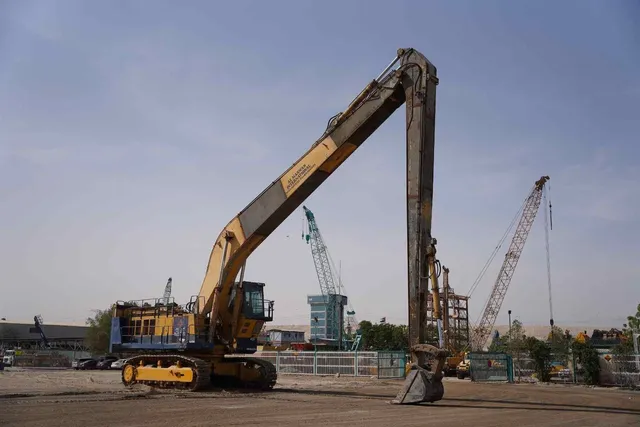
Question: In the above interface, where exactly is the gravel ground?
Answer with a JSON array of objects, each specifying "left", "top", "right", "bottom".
[{"left": 0, "top": 368, "right": 638, "bottom": 426}]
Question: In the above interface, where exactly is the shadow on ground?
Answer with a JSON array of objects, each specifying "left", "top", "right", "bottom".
[{"left": 273, "top": 388, "right": 640, "bottom": 416}]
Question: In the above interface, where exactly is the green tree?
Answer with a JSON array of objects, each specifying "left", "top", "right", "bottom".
[
  {"left": 571, "top": 339, "right": 600, "bottom": 385},
  {"left": 358, "top": 320, "right": 373, "bottom": 349},
  {"left": 525, "top": 337, "right": 553, "bottom": 382},
  {"left": 547, "top": 326, "right": 571, "bottom": 364},
  {"left": 490, "top": 319, "right": 526, "bottom": 355},
  {"left": 625, "top": 303, "right": 640, "bottom": 332},
  {"left": 358, "top": 320, "right": 408, "bottom": 351},
  {"left": 612, "top": 303, "right": 639, "bottom": 356},
  {"left": 86, "top": 307, "right": 114, "bottom": 355}
]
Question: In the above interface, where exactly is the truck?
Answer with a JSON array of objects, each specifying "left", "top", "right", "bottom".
[{"left": 2, "top": 349, "right": 17, "bottom": 367}]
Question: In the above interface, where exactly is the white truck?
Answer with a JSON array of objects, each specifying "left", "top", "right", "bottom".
[{"left": 2, "top": 349, "right": 17, "bottom": 367}]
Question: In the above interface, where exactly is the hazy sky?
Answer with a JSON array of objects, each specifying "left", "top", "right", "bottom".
[{"left": 1, "top": 1, "right": 638, "bottom": 329}]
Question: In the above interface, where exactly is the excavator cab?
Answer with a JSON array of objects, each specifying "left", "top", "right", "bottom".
[
  {"left": 231, "top": 281, "right": 274, "bottom": 354},
  {"left": 240, "top": 282, "right": 274, "bottom": 321}
]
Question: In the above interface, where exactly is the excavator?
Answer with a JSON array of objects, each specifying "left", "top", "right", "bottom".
[{"left": 110, "top": 47, "right": 448, "bottom": 404}]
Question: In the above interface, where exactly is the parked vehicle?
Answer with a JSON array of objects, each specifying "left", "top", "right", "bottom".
[
  {"left": 456, "top": 353, "right": 470, "bottom": 379},
  {"left": 97, "top": 356, "right": 119, "bottom": 370},
  {"left": 110, "top": 359, "right": 128, "bottom": 370},
  {"left": 2, "top": 350, "right": 17, "bottom": 367},
  {"left": 72, "top": 358, "right": 97, "bottom": 370}
]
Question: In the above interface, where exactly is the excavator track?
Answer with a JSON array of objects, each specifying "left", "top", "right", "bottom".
[
  {"left": 238, "top": 356, "right": 278, "bottom": 390},
  {"left": 121, "top": 354, "right": 211, "bottom": 391},
  {"left": 214, "top": 356, "right": 278, "bottom": 390}
]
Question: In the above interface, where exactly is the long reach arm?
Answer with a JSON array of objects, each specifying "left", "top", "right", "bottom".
[{"left": 197, "top": 49, "right": 441, "bottom": 369}]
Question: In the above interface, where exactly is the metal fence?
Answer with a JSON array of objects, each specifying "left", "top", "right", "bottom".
[
  {"left": 12, "top": 350, "right": 87, "bottom": 368},
  {"left": 246, "top": 351, "right": 406, "bottom": 378},
  {"left": 511, "top": 354, "right": 574, "bottom": 384},
  {"left": 468, "top": 352, "right": 513, "bottom": 382},
  {"left": 601, "top": 354, "right": 640, "bottom": 388},
  {"left": 506, "top": 351, "right": 640, "bottom": 388}
]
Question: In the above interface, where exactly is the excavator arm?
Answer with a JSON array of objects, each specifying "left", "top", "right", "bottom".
[{"left": 196, "top": 48, "right": 445, "bottom": 403}]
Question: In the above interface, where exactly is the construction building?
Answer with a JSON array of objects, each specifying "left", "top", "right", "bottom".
[
  {"left": 426, "top": 292, "right": 470, "bottom": 351},
  {"left": 307, "top": 294, "right": 348, "bottom": 342}
]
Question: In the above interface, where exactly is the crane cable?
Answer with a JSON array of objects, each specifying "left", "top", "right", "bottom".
[
  {"left": 466, "top": 191, "right": 530, "bottom": 298},
  {"left": 543, "top": 183, "right": 554, "bottom": 331}
]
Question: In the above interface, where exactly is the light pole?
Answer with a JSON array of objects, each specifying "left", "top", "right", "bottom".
[
  {"left": 508, "top": 310, "right": 512, "bottom": 340},
  {"left": 313, "top": 316, "right": 318, "bottom": 352}
]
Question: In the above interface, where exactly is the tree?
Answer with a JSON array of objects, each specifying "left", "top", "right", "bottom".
[
  {"left": 571, "top": 339, "right": 600, "bottom": 385},
  {"left": 625, "top": 303, "right": 640, "bottom": 332},
  {"left": 86, "top": 307, "right": 114, "bottom": 355},
  {"left": 612, "top": 303, "right": 639, "bottom": 356},
  {"left": 488, "top": 319, "right": 526, "bottom": 355},
  {"left": 358, "top": 320, "right": 408, "bottom": 351},
  {"left": 358, "top": 320, "right": 373, "bottom": 349},
  {"left": 525, "top": 337, "right": 552, "bottom": 382},
  {"left": 547, "top": 326, "right": 571, "bottom": 364}
]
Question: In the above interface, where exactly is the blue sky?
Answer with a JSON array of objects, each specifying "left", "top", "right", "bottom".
[{"left": 1, "top": 1, "right": 638, "bottom": 329}]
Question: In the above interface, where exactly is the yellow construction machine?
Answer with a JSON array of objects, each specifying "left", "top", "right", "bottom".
[{"left": 110, "top": 47, "right": 447, "bottom": 403}]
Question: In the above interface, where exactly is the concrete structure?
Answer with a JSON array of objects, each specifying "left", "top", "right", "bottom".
[
  {"left": 0, "top": 319, "right": 89, "bottom": 352},
  {"left": 307, "top": 294, "right": 348, "bottom": 342}
]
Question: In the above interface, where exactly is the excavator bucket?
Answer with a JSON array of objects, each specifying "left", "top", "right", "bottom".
[
  {"left": 392, "top": 365, "right": 444, "bottom": 404},
  {"left": 392, "top": 344, "right": 447, "bottom": 405}
]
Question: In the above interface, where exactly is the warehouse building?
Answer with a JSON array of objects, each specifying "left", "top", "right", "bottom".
[{"left": 0, "top": 319, "right": 89, "bottom": 352}]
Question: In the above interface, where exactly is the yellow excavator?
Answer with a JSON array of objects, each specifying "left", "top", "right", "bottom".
[{"left": 110, "top": 47, "right": 447, "bottom": 404}]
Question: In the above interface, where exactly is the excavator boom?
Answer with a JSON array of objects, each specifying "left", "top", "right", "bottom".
[{"left": 199, "top": 48, "right": 441, "bottom": 353}]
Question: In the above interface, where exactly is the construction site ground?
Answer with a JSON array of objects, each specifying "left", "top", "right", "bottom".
[{"left": 0, "top": 368, "right": 638, "bottom": 426}]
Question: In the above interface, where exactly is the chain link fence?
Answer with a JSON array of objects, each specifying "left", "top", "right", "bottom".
[
  {"left": 12, "top": 350, "right": 77, "bottom": 368},
  {"left": 601, "top": 354, "right": 640, "bottom": 388},
  {"left": 247, "top": 351, "right": 406, "bottom": 378},
  {"left": 468, "top": 352, "right": 513, "bottom": 382},
  {"left": 511, "top": 353, "right": 574, "bottom": 384},
  {"left": 509, "top": 350, "right": 640, "bottom": 388}
]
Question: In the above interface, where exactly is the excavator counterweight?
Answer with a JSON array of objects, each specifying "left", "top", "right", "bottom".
[{"left": 110, "top": 47, "right": 446, "bottom": 404}]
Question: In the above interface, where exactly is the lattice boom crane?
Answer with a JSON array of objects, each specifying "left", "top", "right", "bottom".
[
  {"left": 302, "top": 206, "right": 343, "bottom": 349},
  {"left": 471, "top": 176, "right": 550, "bottom": 350}
]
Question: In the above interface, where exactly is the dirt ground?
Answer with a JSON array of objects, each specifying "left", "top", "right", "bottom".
[{"left": 0, "top": 368, "right": 638, "bottom": 426}]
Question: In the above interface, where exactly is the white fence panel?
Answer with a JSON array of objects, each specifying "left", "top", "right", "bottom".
[{"left": 249, "top": 351, "right": 404, "bottom": 378}]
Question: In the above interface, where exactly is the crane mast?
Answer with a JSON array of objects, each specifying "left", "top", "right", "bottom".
[
  {"left": 33, "top": 315, "right": 50, "bottom": 349},
  {"left": 302, "top": 206, "right": 344, "bottom": 349},
  {"left": 163, "top": 277, "right": 172, "bottom": 305},
  {"left": 471, "top": 176, "right": 550, "bottom": 351}
]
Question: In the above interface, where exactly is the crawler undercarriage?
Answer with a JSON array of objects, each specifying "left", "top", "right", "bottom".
[{"left": 121, "top": 354, "right": 277, "bottom": 391}]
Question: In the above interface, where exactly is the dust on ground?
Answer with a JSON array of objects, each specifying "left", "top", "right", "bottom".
[{"left": 0, "top": 368, "right": 638, "bottom": 426}]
